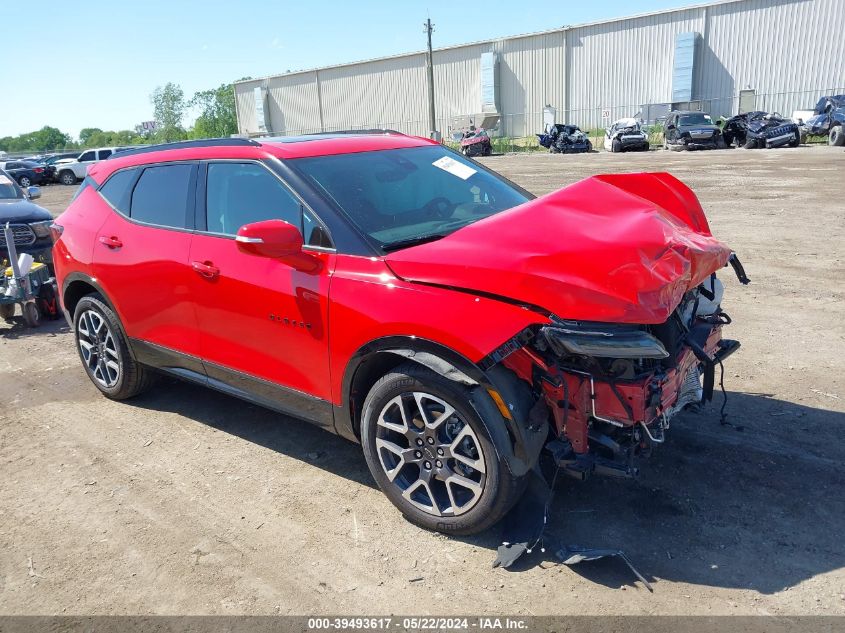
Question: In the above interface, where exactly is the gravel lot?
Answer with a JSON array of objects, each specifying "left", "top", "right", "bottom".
[{"left": 1, "top": 145, "right": 844, "bottom": 615}]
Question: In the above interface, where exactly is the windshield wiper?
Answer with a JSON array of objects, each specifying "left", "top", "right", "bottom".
[{"left": 381, "top": 233, "right": 448, "bottom": 252}]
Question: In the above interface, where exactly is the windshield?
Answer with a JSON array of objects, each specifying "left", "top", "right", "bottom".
[
  {"left": 679, "top": 113, "right": 713, "bottom": 126},
  {"left": 290, "top": 145, "right": 529, "bottom": 250},
  {"left": 0, "top": 173, "right": 22, "bottom": 200}
]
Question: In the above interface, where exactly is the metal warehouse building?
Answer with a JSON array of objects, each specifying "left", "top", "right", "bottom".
[{"left": 234, "top": 0, "right": 844, "bottom": 139}]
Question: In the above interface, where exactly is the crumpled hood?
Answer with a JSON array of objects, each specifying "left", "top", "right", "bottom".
[{"left": 385, "top": 172, "right": 733, "bottom": 324}]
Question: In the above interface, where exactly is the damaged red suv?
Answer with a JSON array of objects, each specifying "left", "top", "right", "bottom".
[{"left": 53, "top": 133, "right": 746, "bottom": 535}]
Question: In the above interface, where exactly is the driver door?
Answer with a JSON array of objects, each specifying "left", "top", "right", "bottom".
[{"left": 188, "top": 161, "right": 336, "bottom": 428}]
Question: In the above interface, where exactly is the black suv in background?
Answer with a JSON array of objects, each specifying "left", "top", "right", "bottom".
[
  {"left": 662, "top": 111, "right": 726, "bottom": 150},
  {"left": 0, "top": 169, "right": 53, "bottom": 267}
]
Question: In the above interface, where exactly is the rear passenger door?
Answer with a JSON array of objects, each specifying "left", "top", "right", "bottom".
[{"left": 93, "top": 162, "right": 203, "bottom": 363}]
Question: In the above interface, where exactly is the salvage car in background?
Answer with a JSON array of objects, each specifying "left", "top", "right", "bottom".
[
  {"left": 0, "top": 169, "right": 53, "bottom": 268},
  {"left": 53, "top": 134, "right": 745, "bottom": 535},
  {"left": 459, "top": 128, "right": 493, "bottom": 157},
  {"left": 663, "top": 111, "right": 726, "bottom": 150},
  {"left": 538, "top": 124, "right": 592, "bottom": 154},
  {"left": 741, "top": 113, "right": 801, "bottom": 149},
  {"left": 603, "top": 118, "right": 649, "bottom": 153},
  {"left": 801, "top": 95, "right": 845, "bottom": 146},
  {"left": 720, "top": 111, "right": 801, "bottom": 148}
]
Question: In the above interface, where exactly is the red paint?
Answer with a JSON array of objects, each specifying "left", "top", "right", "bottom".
[
  {"left": 55, "top": 136, "right": 737, "bottom": 452},
  {"left": 385, "top": 172, "right": 731, "bottom": 324}
]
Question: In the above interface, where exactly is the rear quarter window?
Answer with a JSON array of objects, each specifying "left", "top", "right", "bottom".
[
  {"left": 130, "top": 164, "right": 195, "bottom": 228},
  {"left": 98, "top": 169, "right": 138, "bottom": 213}
]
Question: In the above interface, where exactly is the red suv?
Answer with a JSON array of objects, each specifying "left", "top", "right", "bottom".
[{"left": 53, "top": 133, "right": 744, "bottom": 535}]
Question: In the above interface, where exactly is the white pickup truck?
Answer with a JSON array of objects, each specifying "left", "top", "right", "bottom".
[{"left": 54, "top": 147, "right": 124, "bottom": 185}]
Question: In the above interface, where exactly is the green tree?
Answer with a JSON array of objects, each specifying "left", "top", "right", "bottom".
[
  {"left": 189, "top": 78, "right": 250, "bottom": 139},
  {"left": 151, "top": 82, "right": 187, "bottom": 142},
  {"left": 0, "top": 126, "right": 74, "bottom": 152},
  {"left": 79, "top": 128, "right": 104, "bottom": 145}
]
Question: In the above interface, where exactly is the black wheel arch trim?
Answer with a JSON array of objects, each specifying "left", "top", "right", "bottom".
[
  {"left": 339, "top": 335, "right": 547, "bottom": 477},
  {"left": 61, "top": 272, "right": 139, "bottom": 363}
]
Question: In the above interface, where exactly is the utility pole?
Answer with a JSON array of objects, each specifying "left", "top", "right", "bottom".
[{"left": 424, "top": 18, "right": 438, "bottom": 140}]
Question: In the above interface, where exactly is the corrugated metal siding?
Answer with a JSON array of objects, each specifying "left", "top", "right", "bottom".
[
  {"left": 234, "top": 82, "right": 258, "bottom": 134},
  {"left": 495, "top": 32, "right": 567, "bottom": 135},
  {"left": 234, "top": 0, "right": 845, "bottom": 138},
  {"left": 702, "top": 0, "right": 845, "bottom": 118},
  {"left": 567, "top": 8, "right": 705, "bottom": 127}
]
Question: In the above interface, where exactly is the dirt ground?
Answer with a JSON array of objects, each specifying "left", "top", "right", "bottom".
[{"left": 1, "top": 146, "right": 844, "bottom": 616}]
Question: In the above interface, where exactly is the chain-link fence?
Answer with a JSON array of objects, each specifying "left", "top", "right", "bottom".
[{"left": 241, "top": 86, "right": 843, "bottom": 153}]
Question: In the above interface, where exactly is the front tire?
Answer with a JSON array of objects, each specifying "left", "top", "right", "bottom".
[
  {"left": 360, "top": 363, "right": 522, "bottom": 535},
  {"left": 73, "top": 294, "right": 156, "bottom": 399},
  {"left": 744, "top": 139, "right": 758, "bottom": 149},
  {"left": 0, "top": 303, "right": 14, "bottom": 321},
  {"left": 830, "top": 126, "right": 845, "bottom": 147},
  {"left": 611, "top": 139, "right": 622, "bottom": 153},
  {"left": 59, "top": 171, "right": 77, "bottom": 186}
]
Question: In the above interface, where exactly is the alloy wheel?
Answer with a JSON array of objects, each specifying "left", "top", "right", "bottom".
[
  {"left": 77, "top": 309, "right": 121, "bottom": 388},
  {"left": 375, "top": 391, "right": 487, "bottom": 517}
]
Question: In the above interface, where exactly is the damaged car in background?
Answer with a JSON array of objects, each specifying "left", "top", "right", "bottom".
[
  {"left": 53, "top": 133, "right": 748, "bottom": 540},
  {"left": 799, "top": 94, "right": 845, "bottom": 146},
  {"left": 721, "top": 111, "right": 801, "bottom": 149},
  {"left": 603, "top": 118, "right": 649, "bottom": 152},
  {"left": 663, "top": 110, "right": 726, "bottom": 150},
  {"left": 538, "top": 124, "right": 593, "bottom": 153}
]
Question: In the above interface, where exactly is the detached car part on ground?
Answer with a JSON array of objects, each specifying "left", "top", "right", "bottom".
[
  {"left": 603, "top": 118, "right": 649, "bottom": 153},
  {"left": 721, "top": 111, "right": 801, "bottom": 149},
  {"left": 53, "top": 134, "right": 746, "bottom": 536},
  {"left": 663, "top": 111, "right": 726, "bottom": 150},
  {"left": 538, "top": 124, "right": 592, "bottom": 154},
  {"left": 800, "top": 95, "right": 845, "bottom": 146}
]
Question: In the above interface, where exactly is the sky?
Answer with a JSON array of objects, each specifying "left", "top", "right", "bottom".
[{"left": 1, "top": 0, "right": 691, "bottom": 139}]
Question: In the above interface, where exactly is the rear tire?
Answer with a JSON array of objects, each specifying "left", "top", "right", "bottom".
[
  {"left": 830, "top": 126, "right": 845, "bottom": 147},
  {"left": 73, "top": 294, "right": 157, "bottom": 400},
  {"left": 611, "top": 139, "right": 622, "bottom": 153},
  {"left": 744, "top": 139, "right": 758, "bottom": 149},
  {"left": 788, "top": 131, "right": 800, "bottom": 148},
  {"left": 18, "top": 176, "right": 32, "bottom": 188},
  {"left": 360, "top": 362, "right": 523, "bottom": 535}
]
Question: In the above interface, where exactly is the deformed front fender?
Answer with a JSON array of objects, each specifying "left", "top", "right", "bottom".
[{"left": 338, "top": 336, "right": 548, "bottom": 478}]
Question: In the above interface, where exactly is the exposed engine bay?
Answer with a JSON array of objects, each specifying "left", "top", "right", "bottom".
[{"left": 487, "top": 264, "right": 748, "bottom": 481}]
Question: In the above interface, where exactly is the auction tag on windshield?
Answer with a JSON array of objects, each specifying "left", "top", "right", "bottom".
[
  {"left": 433, "top": 156, "right": 476, "bottom": 180},
  {"left": 0, "top": 175, "right": 12, "bottom": 185}
]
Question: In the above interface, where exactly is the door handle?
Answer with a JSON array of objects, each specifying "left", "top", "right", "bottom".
[
  {"left": 191, "top": 260, "right": 220, "bottom": 279},
  {"left": 99, "top": 235, "right": 122, "bottom": 249}
]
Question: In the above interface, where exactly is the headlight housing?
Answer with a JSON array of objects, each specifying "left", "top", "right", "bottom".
[
  {"left": 30, "top": 220, "right": 53, "bottom": 239},
  {"left": 541, "top": 325, "right": 669, "bottom": 359}
]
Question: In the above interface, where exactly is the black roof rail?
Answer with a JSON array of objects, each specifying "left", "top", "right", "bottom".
[
  {"left": 304, "top": 129, "right": 404, "bottom": 136},
  {"left": 107, "top": 137, "right": 259, "bottom": 159}
]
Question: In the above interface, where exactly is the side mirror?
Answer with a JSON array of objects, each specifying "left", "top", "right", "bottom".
[
  {"left": 27, "top": 186, "right": 41, "bottom": 200},
  {"left": 236, "top": 219, "right": 302, "bottom": 258},
  {"left": 666, "top": 124, "right": 676, "bottom": 130}
]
